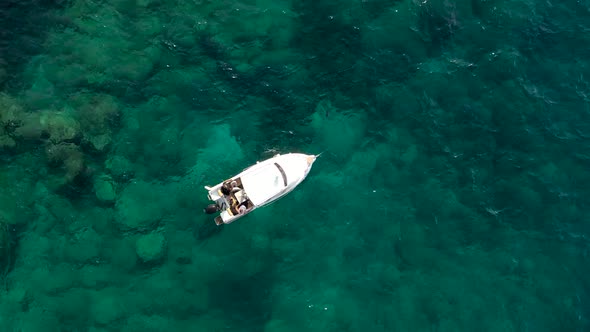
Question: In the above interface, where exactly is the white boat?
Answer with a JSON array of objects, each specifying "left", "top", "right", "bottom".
[{"left": 203, "top": 152, "right": 320, "bottom": 225}]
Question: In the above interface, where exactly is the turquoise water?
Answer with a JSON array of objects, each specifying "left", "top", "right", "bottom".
[{"left": 1, "top": 0, "right": 589, "bottom": 330}]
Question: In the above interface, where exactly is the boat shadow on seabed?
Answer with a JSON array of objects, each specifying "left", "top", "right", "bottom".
[{"left": 194, "top": 218, "right": 224, "bottom": 240}]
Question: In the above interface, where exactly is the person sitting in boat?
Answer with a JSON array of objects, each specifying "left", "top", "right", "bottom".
[
  {"left": 220, "top": 185, "right": 231, "bottom": 196},
  {"left": 237, "top": 200, "right": 252, "bottom": 215},
  {"left": 221, "top": 180, "right": 241, "bottom": 195},
  {"left": 230, "top": 180, "right": 241, "bottom": 192},
  {"left": 220, "top": 181, "right": 237, "bottom": 199},
  {"left": 238, "top": 203, "right": 248, "bottom": 215}
]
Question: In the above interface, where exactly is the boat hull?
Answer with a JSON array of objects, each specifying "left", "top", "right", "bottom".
[{"left": 204, "top": 153, "right": 318, "bottom": 225}]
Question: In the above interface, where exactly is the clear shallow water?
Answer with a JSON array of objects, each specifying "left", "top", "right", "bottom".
[{"left": 0, "top": 0, "right": 589, "bottom": 331}]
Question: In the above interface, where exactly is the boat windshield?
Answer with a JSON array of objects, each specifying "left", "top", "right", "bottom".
[{"left": 273, "top": 162, "right": 288, "bottom": 186}]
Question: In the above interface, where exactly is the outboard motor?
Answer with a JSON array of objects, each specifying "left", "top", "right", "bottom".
[{"left": 204, "top": 204, "right": 219, "bottom": 214}]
